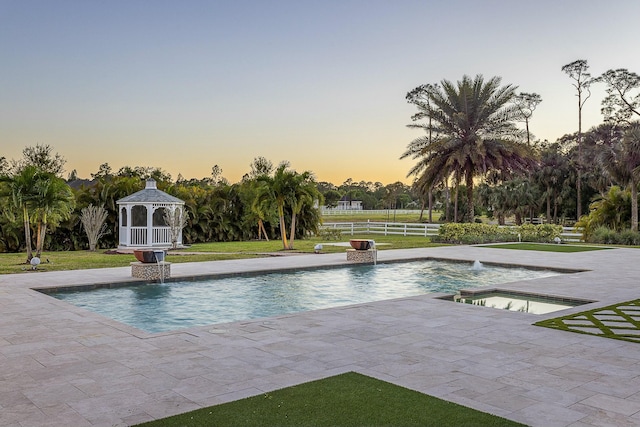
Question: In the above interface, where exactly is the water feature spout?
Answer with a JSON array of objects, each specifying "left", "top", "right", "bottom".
[
  {"left": 369, "top": 240, "right": 377, "bottom": 265},
  {"left": 471, "top": 260, "right": 483, "bottom": 271},
  {"left": 153, "top": 250, "right": 166, "bottom": 284}
]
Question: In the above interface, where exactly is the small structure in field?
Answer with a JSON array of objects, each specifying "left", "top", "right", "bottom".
[{"left": 117, "top": 179, "right": 185, "bottom": 250}]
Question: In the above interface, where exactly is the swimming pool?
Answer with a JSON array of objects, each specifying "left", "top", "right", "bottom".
[{"left": 48, "top": 260, "right": 564, "bottom": 333}]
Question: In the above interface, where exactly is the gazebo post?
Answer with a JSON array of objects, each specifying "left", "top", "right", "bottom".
[{"left": 147, "top": 206, "right": 154, "bottom": 246}]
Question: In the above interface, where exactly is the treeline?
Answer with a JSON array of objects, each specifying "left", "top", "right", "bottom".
[
  {"left": 403, "top": 62, "right": 640, "bottom": 241},
  {"left": 0, "top": 148, "right": 422, "bottom": 254}
]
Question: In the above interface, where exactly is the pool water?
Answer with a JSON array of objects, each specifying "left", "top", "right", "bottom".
[
  {"left": 452, "top": 291, "right": 592, "bottom": 314},
  {"left": 49, "top": 260, "right": 563, "bottom": 333}
]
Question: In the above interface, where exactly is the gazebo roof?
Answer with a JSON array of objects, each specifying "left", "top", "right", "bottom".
[{"left": 116, "top": 179, "right": 183, "bottom": 204}]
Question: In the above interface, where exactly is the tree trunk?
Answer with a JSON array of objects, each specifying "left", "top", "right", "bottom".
[
  {"left": 444, "top": 180, "right": 450, "bottom": 222},
  {"left": 632, "top": 180, "right": 638, "bottom": 232},
  {"left": 288, "top": 213, "right": 297, "bottom": 250},
  {"left": 22, "top": 207, "right": 32, "bottom": 262},
  {"left": 453, "top": 184, "right": 459, "bottom": 223},
  {"left": 576, "top": 169, "right": 582, "bottom": 220},
  {"left": 546, "top": 186, "right": 551, "bottom": 223},
  {"left": 36, "top": 223, "right": 47, "bottom": 258},
  {"left": 257, "top": 219, "right": 269, "bottom": 241},
  {"left": 428, "top": 187, "right": 433, "bottom": 223},
  {"left": 466, "top": 172, "right": 474, "bottom": 221},
  {"left": 277, "top": 204, "right": 288, "bottom": 249},
  {"left": 418, "top": 199, "right": 425, "bottom": 222}
]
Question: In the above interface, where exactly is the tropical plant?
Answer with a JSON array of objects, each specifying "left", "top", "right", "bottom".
[
  {"left": 405, "top": 74, "right": 536, "bottom": 221},
  {"left": 287, "top": 171, "right": 322, "bottom": 249},
  {"left": 0, "top": 165, "right": 42, "bottom": 261},
  {"left": 80, "top": 205, "right": 109, "bottom": 251},
  {"left": 255, "top": 163, "right": 322, "bottom": 250},
  {"left": 591, "top": 122, "right": 640, "bottom": 230},
  {"left": 576, "top": 186, "right": 631, "bottom": 239},
  {"left": 31, "top": 173, "right": 75, "bottom": 257}
]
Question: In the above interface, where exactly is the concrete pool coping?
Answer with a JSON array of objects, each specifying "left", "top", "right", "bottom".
[{"left": 2, "top": 245, "right": 640, "bottom": 426}]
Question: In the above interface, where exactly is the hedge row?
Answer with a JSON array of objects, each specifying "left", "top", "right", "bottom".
[{"left": 435, "top": 223, "right": 564, "bottom": 244}]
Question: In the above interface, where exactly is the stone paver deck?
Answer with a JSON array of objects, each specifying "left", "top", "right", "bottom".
[{"left": 2, "top": 245, "right": 640, "bottom": 426}]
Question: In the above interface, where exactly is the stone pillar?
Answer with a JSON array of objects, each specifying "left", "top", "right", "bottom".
[
  {"left": 346, "top": 249, "right": 377, "bottom": 263},
  {"left": 131, "top": 262, "right": 171, "bottom": 281}
]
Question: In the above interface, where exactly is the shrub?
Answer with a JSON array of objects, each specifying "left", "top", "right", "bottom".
[
  {"left": 316, "top": 228, "right": 343, "bottom": 240},
  {"left": 589, "top": 226, "right": 640, "bottom": 245},
  {"left": 436, "top": 223, "right": 563, "bottom": 244},
  {"left": 518, "top": 224, "right": 563, "bottom": 243},
  {"left": 590, "top": 226, "right": 617, "bottom": 244}
]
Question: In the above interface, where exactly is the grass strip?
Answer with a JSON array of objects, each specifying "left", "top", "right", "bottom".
[
  {"left": 0, "top": 235, "right": 444, "bottom": 274},
  {"left": 481, "top": 243, "right": 608, "bottom": 252},
  {"left": 135, "top": 372, "right": 525, "bottom": 427},
  {"left": 535, "top": 299, "right": 640, "bottom": 344}
]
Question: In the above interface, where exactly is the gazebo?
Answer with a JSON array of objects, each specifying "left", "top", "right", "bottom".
[{"left": 117, "top": 179, "right": 185, "bottom": 250}]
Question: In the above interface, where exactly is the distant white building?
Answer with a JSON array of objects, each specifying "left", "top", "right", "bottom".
[{"left": 335, "top": 195, "right": 363, "bottom": 210}]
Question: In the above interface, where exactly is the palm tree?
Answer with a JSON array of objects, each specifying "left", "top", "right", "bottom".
[
  {"left": 596, "top": 122, "right": 640, "bottom": 231},
  {"left": 287, "top": 171, "right": 321, "bottom": 249},
  {"left": 0, "top": 165, "right": 42, "bottom": 262},
  {"left": 535, "top": 144, "right": 570, "bottom": 223},
  {"left": 32, "top": 174, "right": 75, "bottom": 257},
  {"left": 256, "top": 163, "right": 297, "bottom": 249},
  {"left": 256, "top": 163, "right": 321, "bottom": 250},
  {"left": 405, "top": 75, "right": 536, "bottom": 221}
]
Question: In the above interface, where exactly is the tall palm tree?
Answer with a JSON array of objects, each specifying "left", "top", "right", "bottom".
[
  {"left": 287, "top": 171, "right": 321, "bottom": 250},
  {"left": 0, "top": 165, "right": 42, "bottom": 262},
  {"left": 32, "top": 174, "right": 75, "bottom": 257},
  {"left": 405, "top": 75, "right": 536, "bottom": 220},
  {"left": 256, "top": 163, "right": 297, "bottom": 249},
  {"left": 256, "top": 163, "right": 320, "bottom": 250}
]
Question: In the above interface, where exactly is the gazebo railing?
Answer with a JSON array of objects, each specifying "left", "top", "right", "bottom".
[
  {"left": 129, "top": 227, "right": 148, "bottom": 246},
  {"left": 123, "top": 226, "right": 173, "bottom": 247},
  {"left": 153, "top": 227, "right": 172, "bottom": 246}
]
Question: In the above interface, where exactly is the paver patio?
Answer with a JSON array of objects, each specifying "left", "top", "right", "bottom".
[{"left": 2, "top": 245, "right": 640, "bottom": 426}]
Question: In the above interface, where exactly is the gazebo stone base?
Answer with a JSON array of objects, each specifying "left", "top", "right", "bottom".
[
  {"left": 131, "top": 262, "right": 171, "bottom": 281},
  {"left": 346, "top": 249, "right": 376, "bottom": 263}
]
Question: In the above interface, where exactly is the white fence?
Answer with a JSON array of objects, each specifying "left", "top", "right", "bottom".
[
  {"left": 321, "top": 209, "right": 422, "bottom": 216},
  {"left": 321, "top": 222, "right": 583, "bottom": 242}
]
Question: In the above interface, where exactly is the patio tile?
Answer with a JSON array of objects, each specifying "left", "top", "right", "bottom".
[{"left": 4, "top": 247, "right": 640, "bottom": 426}]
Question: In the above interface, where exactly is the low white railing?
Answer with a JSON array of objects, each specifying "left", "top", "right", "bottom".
[
  {"left": 321, "top": 222, "right": 584, "bottom": 241},
  {"left": 321, "top": 222, "right": 439, "bottom": 237},
  {"left": 152, "top": 227, "right": 172, "bottom": 245},
  {"left": 130, "top": 227, "right": 148, "bottom": 246}
]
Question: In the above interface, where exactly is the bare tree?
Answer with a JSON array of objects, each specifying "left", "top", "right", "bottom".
[
  {"left": 163, "top": 205, "right": 188, "bottom": 249},
  {"left": 80, "top": 205, "right": 109, "bottom": 251},
  {"left": 562, "top": 59, "right": 594, "bottom": 220}
]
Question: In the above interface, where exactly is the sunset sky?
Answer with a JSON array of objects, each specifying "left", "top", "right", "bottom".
[{"left": 2, "top": 0, "right": 640, "bottom": 185}]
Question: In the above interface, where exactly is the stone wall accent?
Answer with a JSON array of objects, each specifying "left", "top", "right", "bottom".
[
  {"left": 131, "top": 262, "right": 171, "bottom": 281},
  {"left": 346, "top": 249, "right": 377, "bottom": 264}
]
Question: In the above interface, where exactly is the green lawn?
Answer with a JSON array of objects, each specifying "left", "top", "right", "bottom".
[
  {"left": 134, "top": 372, "right": 525, "bottom": 427},
  {"left": 0, "top": 235, "right": 444, "bottom": 274},
  {"left": 481, "top": 243, "right": 609, "bottom": 252}
]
